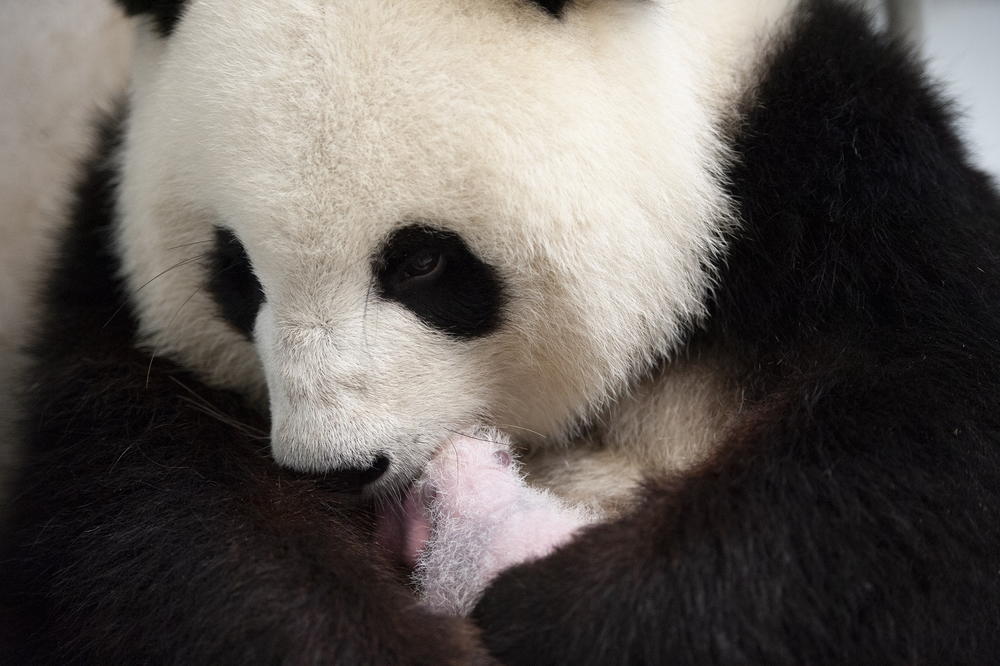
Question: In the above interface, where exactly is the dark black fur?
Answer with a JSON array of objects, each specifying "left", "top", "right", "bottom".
[
  {"left": 0, "top": 115, "right": 492, "bottom": 666},
  {"left": 114, "top": 0, "right": 187, "bottom": 37},
  {"left": 473, "top": 3, "right": 1000, "bottom": 663},
  {"left": 528, "top": 0, "right": 571, "bottom": 18},
  {"left": 3, "top": 1, "right": 1000, "bottom": 663},
  {"left": 208, "top": 227, "right": 265, "bottom": 339},
  {"left": 374, "top": 224, "right": 506, "bottom": 340},
  {"left": 115, "top": 0, "right": 568, "bottom": 34}
]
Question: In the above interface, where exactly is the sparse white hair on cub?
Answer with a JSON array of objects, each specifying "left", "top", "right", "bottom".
[{"left": 115, "top": 0, "right": 796, "bottom": 496}]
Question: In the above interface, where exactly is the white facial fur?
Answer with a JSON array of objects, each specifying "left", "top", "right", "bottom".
[{"left": 116, "top": 0, "right": 797, "bottom": 491}]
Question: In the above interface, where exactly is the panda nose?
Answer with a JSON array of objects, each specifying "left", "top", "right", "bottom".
[{"left": 336, "top": 454, "right": 391, "bottom": 487}]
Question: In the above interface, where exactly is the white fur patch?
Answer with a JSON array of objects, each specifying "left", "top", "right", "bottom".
[
  {"left": 115, "top": 0, "right": 797, "bottom": 491},
  {"left": 523, "top": 349, "right": 744, "bottom": 513}
]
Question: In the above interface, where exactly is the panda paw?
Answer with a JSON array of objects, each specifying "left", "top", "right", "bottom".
[{"left": 385, "top": 428, "right": 594, "bottom": 616}]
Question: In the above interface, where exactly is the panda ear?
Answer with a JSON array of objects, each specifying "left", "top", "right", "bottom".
[
  {"left": 530, "top": 0, "right": 572, "bottom": 18},
  {"left": 114, "top": 0, "right": 188, "bottom": 37}
]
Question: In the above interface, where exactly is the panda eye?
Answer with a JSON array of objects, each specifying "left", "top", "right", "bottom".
[
  {"left": 373, "top": 224, "right": 505, "bottom": 339},
  {"left": 402, "top": 248, "right": 444, "bottom": 281}
]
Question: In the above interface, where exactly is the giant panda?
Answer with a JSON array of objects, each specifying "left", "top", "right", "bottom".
[{"left": 3, "top": 0, "right": 1000, "bottom": 663}]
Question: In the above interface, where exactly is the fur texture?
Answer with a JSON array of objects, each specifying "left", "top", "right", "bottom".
[
  {"left": 207, "top": 226, "right": 265, "bottom": 339},
  {"left": 475, "top": 3, "right": 1000, "bottom": 663},
  {"left": 112, "top": 0, "right": 793, "bottom": 486},
  {"left": 529, "top": 0, "right": 572, "bottom": 19},
  {"left": 0, "top": 115, "right": 493, "bottom": 665},
  {"left": 0, "top": 0, "right": 132, "bottom": 509},
  {"left": 115, "top": 0, "right": 187, "bottom": 36},
  {"left": 393, "top": 430, "right": 593, "bottom": 616},
  {"left": 3, "top": 0, "right": 1000, "bottom": 663}
]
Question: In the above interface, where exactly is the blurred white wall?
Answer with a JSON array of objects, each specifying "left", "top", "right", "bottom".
[{"left": 920, "top": 0, "right": 1000, "bottom": 179}]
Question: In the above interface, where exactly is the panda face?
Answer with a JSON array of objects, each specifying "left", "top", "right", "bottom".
[{"left": 115, "top": 0, "right": 793, "bottom": 492}]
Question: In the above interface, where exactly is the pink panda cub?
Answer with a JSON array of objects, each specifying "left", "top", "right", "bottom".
[{"left": 378, "top": 429, "right": 595, "bottom": 616}]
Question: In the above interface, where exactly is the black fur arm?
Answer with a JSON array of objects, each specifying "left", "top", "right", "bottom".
[
  {"left": 474, "top": 360, "right": 1000, "bottom": 664},
  {"left": 475, "top": 3, "right": 1000, "bottom": 662}
]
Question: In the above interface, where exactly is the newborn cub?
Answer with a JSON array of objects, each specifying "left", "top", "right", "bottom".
[{"left": 378, "top": 430, "right": 593, "bottom": 615}]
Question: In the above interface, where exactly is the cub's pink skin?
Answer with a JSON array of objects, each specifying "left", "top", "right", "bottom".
[{"left": 383, "top": 429, "right": 594, "bottom": 616}]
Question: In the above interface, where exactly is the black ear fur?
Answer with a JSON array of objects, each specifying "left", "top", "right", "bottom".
[
  {"left": 114, "top": 0, "right": 187, "bottom": 37},
  {"left": 530, "top": 0, "right": 571, "bottom": 18}
]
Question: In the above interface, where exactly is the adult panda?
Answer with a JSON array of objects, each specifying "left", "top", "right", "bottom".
[{"left": 3, "top": 0, "right": 1000, "bottom": 663}]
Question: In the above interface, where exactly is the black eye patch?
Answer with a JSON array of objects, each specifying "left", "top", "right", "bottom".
[
  {"left": 373, "top": 225, "right": 505, "bottom": 339},
  {"left": 207, "top": 227, "right": 265, "bottom": 339}
]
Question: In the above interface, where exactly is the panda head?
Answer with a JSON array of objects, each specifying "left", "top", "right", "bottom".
[{"left": 113, "top": 0, "right": 787, "bottom": 492}]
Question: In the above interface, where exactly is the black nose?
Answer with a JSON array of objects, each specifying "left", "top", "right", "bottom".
[{"left": 339, "top": 454, "right": 391, "bottom": 487}]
